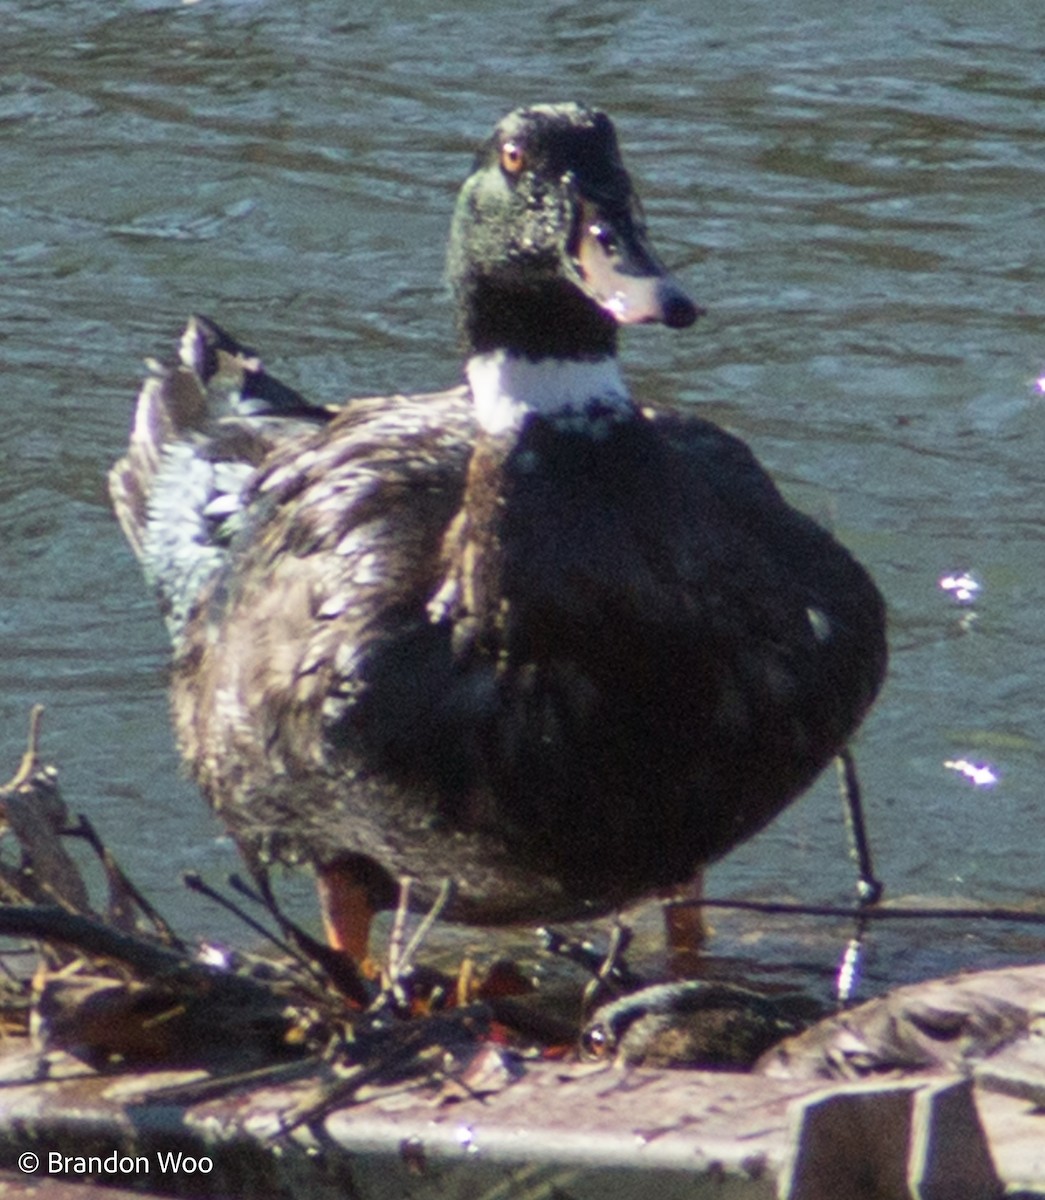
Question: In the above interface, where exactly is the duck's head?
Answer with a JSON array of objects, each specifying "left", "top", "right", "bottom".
[{"left": 448, "top": 103, "right": 701, "bottom": 363}]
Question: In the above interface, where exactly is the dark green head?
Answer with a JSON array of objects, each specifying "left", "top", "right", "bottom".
[{"left": 448, "top": 103, "right": 701, "bottom": 360}]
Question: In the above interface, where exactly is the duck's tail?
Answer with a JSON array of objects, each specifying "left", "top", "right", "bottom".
[{"left": 109, "top": 315, "right": 334, "bottom": 641}]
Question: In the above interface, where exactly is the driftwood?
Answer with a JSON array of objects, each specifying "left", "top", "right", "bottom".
[
  {"left": 0, "top": 710, "right": 325, "bottom": 1069},
  {"left": 0, "top": 710, "right": 519, "bottom": 1099},
  {"left": 0, "top": 706, "right": 90, "bottom": 916}
]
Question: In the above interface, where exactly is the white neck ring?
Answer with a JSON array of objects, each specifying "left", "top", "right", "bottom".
[{"left": 467, "top": 351, "right": 631, "bottom": 435}]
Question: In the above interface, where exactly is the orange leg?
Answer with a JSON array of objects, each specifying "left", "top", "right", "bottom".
[
  {"left": 660, "top": 868, "right": 707, "bottom": 975},
  {"left": 316, "top": 862, "right": 375, "bottom": 964}
]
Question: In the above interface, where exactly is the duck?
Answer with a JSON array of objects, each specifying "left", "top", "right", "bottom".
[
  {"left": 582, "top": 980, "right": 823, "bottom": 1070},
  {"left": 110, "top": 102, "right": 887, "bottom": 966}
]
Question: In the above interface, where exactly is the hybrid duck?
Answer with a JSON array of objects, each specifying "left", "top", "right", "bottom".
[{"left": 110, "top": 103, "right": 887, "bottom": 964}]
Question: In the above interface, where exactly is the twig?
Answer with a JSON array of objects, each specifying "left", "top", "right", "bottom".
[
  {"left": 68, "top": 814, "right": 184, "bottom": 949},
  {"left": 581, "top": 920, "right": 633, "bottom": 1013},
  {"left": 140, "top": 1057, "right": 322, "bottom": 1107},
  {"left": 833, "top": 748, "right": 883, "bottom": 1004},
  {"left": 669, "top": 896, "right": 1045, "bottom": 926},
  {"left": 184, "top": 872, "right": 299, "bottom": 962},
  {"left": 3, "top": 705, "right": 45, "bottom": 793},
  {"left": 386, "top": 877, "right": 413, "bottom": 983},
  {"left": 275, "top": 1003, "right": 489, "bottom": 1136},
  {"left": 188, "top": 871, "right": 366, "bottom": 1005},
  {"left": 393, "top": 878, "right": 454, "bottom": 983},
  {"left": 538, "top": 927, "right": 645, "bottom": 991},
  {"left": 0, "top": 709, "right": 89, "bottom": 918},
  {"left": 836, "top": 748, "right": 883, "bottom": 905},
  {"left": 0, "top": 905, "right": 194, "bottom": 976},
  {"left": 0, "top": 903, "right": 319, "bottom": 1027},
  {"left": 225, "top": 873, "right": 371, "bottom": 1005}
]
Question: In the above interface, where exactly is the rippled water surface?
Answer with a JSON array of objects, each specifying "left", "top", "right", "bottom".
[{"left": 5, "top": 0, "right": 1045, "bottom": 998}]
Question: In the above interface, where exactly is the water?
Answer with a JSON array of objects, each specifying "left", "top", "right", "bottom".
[{"left": 4, "top": 0, "right": 1045, "bottom": 998}]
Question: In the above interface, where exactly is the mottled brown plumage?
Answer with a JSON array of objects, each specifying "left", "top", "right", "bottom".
[{"left": 111, "top": 104, "right": 886, "bottom": 954}]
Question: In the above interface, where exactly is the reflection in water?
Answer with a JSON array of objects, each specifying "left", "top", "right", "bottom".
[{"left": 4, "top": 0, "right": 1045, "bottom": 994}]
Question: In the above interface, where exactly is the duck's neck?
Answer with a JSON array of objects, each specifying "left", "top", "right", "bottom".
[{"left": 467, "top": 350, "right": 633, "bottom": 436}]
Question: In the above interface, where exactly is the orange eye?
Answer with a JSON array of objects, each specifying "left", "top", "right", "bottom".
[{"left": 499, "top": 140, "right": 526, "bottom": 176}]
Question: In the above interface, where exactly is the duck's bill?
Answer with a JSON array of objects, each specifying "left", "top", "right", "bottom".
[{"left": 573, "top": 200, "right": 703, "bottom": 329}]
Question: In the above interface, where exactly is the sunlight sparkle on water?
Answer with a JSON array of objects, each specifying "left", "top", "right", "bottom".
[
  {"left": 939, "top": 571, "right": 981, "bottom": 605},
  {"left": 944, "top": 758, "right": 999, "bottom": 788}
]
